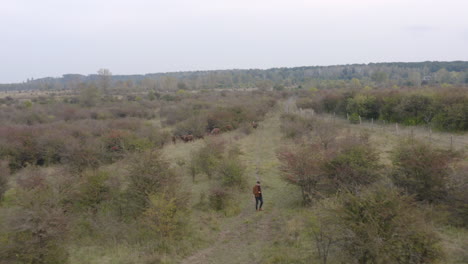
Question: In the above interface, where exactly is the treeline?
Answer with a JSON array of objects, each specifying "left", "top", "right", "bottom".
[
  {"left": 1, "top": 61, "right": 467, "bottom": 91},
  {"left": 296, "top": 86, "right": 468, "bottom": 131}
]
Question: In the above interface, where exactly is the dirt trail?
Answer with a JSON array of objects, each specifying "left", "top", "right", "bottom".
[{"left": 180, "top": 111, "right": 286, "bottom": 264}]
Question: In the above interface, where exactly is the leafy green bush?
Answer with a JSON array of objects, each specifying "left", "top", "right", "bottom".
[
  {"left": 191, "top": 138, "right": 225, "bottom": 179},
  {"left": 74, "top": 170, "right": 111, "bottom": 213},
  {"left": 391, "top": 139, "right": 452, "bottom": 202},
  {"left": 322, "top": 144, "right": 380, "bottom": 193},
  {"left": 142, "top": 192, "right": 187, "bottom": 238},
  {"left": 335, "top": 186, "right": 444, "bottom": 263},
  {"left": 125, "top": 151, "right": 178, "bottom": 217},
  {"left": 217, "top": 157, "right": 246, "bottom": 188}
]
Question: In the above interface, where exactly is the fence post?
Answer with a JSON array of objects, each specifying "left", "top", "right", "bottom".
[
  {"left": 396, "top": 123, "right": 399, "bottom": 134},
  {"left": 429, "top": 128, "right": 432, "bottom": 144},
  {"left": 371, "top": 118, "right": 374, "bottom": 125},
  {"left": 347, "top": 113, "right": 349, "bottom": 121},
  {"left": 450, "top": 136, "right": 453, "bottom": 151},
  {"left": 359, "top": 115, "right": 362, "bottom": 125}
]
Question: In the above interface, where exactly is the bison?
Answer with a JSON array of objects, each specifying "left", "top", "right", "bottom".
[
  {"left": 252, "top": 121, "right": 258, "bottom": 129},
  {"left": 180, "top": 134, "right": 194, "bottom": 143},
  {"left": 211, "top": 128, "right": 221, "bottom": 135}
]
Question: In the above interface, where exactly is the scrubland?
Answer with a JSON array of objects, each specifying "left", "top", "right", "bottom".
[{"left": 0, "top": 85, "right": 467, "bottom": 264}]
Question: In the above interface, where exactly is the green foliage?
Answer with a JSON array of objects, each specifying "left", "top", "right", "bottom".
[
  {"left": 0, "top": 182, "right": 69, "bottom": 264},
  {"left": 125, "top": 151, "right": 177, "bottom": 216},
  {"left": 191, "top": 138, "right": 225, "bottom": 179},
  {"left": 346, "top": 94, "right": 379, "bottom": 119},
  {"left": 217, "top": 157, "right": 246, "bottom": 188},
  {"left": 391, "top": 139, "right": 452, "bottom": 202},
  {"left": 335, "top": 187, "right": 444, "bottom": 264},
  {"left": 142, "top": 192, "right": 184, "bottom": 238},
  {"left": 79, "top": 85, "right": 100, "bottom": 107},
  {"left": 0, "top": 162, "right": 9, "bottom": 199},
  {"left": 348, "top": 112, "right": 360, "bottom": 124},
  {"left": 445, "top": 164, "right": 468, "bottom": 227},
  {"left": 75, "top": 170, "right": 110, "bottom": 212},
  {"left": 322, "top": 144, "right": 380, "bottom": 192}
]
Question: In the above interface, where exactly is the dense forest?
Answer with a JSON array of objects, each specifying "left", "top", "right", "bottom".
[{"left": 1, "top": 61, "right": 467, "bottom": 91}]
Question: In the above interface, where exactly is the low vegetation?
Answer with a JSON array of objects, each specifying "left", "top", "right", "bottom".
[{"left": 0, "top": 75, "right": 466, "bottom": 263}]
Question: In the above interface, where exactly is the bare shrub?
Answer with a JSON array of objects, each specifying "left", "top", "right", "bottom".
[
  {"left": 310, "top": 118, "right": 340, "bottom": 150},
  {"left": 280, "top": 113, "right": 314, "bottom": 139},
  {"left": 208, "top": 187, "right": 229, "bottom": 211},
  {"left": 278, "top": 135, "right": 379, "bottom": 204}
]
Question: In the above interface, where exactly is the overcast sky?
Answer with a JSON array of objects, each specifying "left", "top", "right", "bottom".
[{"left": 1, "top": 0, "right": 467, "bottom": 83}]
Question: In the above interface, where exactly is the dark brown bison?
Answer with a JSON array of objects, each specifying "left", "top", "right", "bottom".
[
  {"left": 180, "top": 134, "right": 194, "bottom": 143},
  {"left": 172, "top": 135, "right": 177, "bottom": 144},
  {"left": 252, "top": 121, "right": 258, "bottom": 129},
  {"left": 211, "top": 128, "right": 221, "bottom": 135}
]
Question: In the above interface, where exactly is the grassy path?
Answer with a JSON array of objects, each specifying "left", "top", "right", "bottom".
[{"left": 179, "top": 110, "right": 297, "bottom": 264}]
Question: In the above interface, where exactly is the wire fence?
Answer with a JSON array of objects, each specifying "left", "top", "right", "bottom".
[
  {"left": 338, "top": 114, "right": 467, "bottom": 151},
  {"left": 291, "top": 104, "right": 468, "bottom": 152}
]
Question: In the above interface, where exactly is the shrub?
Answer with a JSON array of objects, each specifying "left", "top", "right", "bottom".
[
  {"left": 334, "top": 186, "right": 444, "bottom": 263},
  {"left": 280, "top": 113, "right": 313, "bottom": 139},
  {"left": 311, "top": 119, "right": 340, "bottom": 150},
  {"left": 142, "top": 193, "right": 183, "bottom": 238},
  {"left": 391, "top": 139, "right": 452, "bottom": 202},
  {"left": 74, "top": 170, "right": 111, "bottom": 213},
  {"left": 0, "top": 183, "right": 69, "bottom": 264},
  {"left": 125, "top": 151, "right": 177, "bottom": 216},
  {"left": 278, "top": 135, "right": 379, "bottom": 204},
  {"left": 348, "top": 112, "right": 360, "bottom": 124},
  {"left": 445, "top": 164, "right": 468, "bottom": 227},
  {"left": 278, "top": 145, "right": 325, "bottom": 205},
  {"left": 0, "top": 161, "right": 10, "bottom": 199},
  {"left": 192, "top": 138, "right": 225, "bottom": 179},
  {"left": 208, "top": 187, "right": 229, "bottom": 211},
  {"left": 217, "top": 157, "right": 246, "bottom": 188},
  {"left": 322, "top": 144, "right": 380, "bottom": 193}
]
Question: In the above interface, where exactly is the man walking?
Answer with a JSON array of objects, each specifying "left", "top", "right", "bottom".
[{"left": 253, "top": 181, "right": 263, "bottom": 211}]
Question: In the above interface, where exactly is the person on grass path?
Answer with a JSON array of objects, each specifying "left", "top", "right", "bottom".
[{"left": 253, "top": 181, "right": 263, "bottom": 211}]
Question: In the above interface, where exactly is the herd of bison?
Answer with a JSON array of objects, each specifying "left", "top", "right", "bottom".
[{"left": 173, "top": 121, "right": 258, "bottom": 143}]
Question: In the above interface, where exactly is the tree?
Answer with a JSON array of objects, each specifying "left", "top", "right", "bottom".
[
  {"left": 97, "top": 68, "right": 112, "bottom": 92},
  {"left": 79, "top": 84, "right": 100, "bottom": 107},
  {"left": 408, "top": 71, "right": 421, "bottom": 86},
  {"left": 350, "top": 78, "right": 362, "bottom": 89}
]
